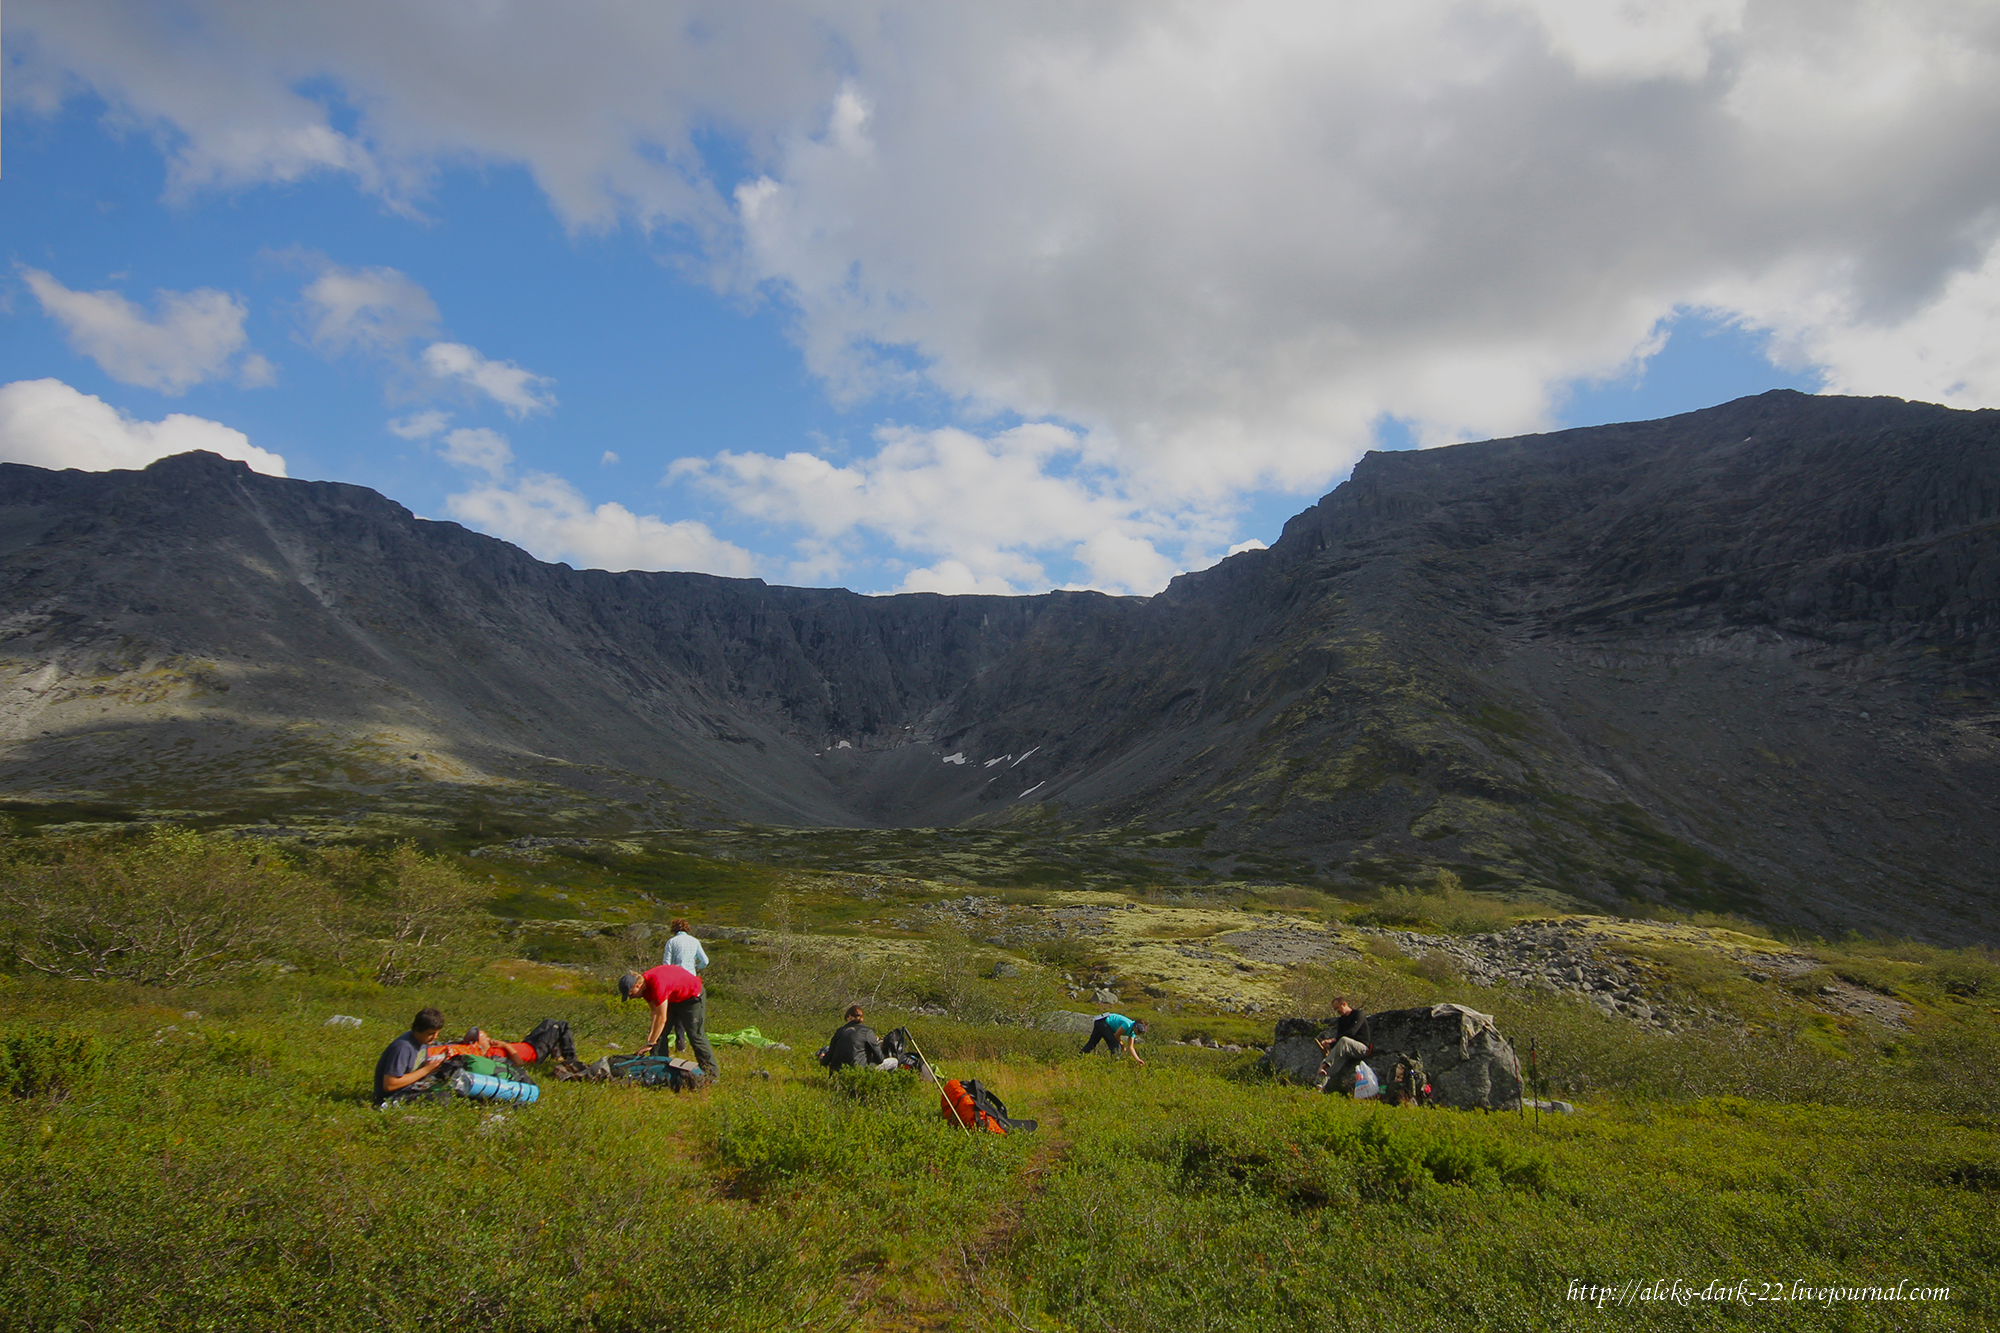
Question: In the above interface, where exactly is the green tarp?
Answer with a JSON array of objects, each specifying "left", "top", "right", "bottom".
[{"left": 708, "top": 1026, "right": 786, "bottom": 1048}]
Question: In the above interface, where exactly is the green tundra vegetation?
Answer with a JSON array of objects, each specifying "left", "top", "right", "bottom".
[{"left": 0, "top": 828, "right": 1995, "bottom": 1331}]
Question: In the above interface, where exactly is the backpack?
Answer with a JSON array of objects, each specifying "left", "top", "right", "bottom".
[
  {"left": 881, "top": 1026, "right": 927, "bottom": 1073},
  {"left": 608, "top": 1053, "right": 707, "bottom": 1092},
  {"left": 940, "top": 1078, "right": 1036, "bottom": 1134},
  {"left": 1384, "top": 1052, "right": 1432, "bottom": 1107},
  {"left": 522, "top": 1018, "right": 577, "bottom": 1064}
]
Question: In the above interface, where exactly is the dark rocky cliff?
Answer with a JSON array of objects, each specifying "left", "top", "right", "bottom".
[{"left": 2, "top": 390, "right": 1995, "bottom": 939}]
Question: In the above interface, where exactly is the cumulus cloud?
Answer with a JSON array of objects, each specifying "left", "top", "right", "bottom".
[
  {"left": 409, "top": 413, "right": 745, "bottom": 575},
  {"left": 674, "top": 422, "right": 1210, "bottom": 595},
  {"left": 421, "top": 342, "right": 556, "bottom": 417},
  {"left": 446, "top": 472, "right": 756, "bottom": 576},
  {"left": 437, "top": 426, "right": 514, "bottom": 478},
  {"left": 21, "top": 268, "right": 251, "bottom": 394},
  {"left": 0, "top": 377, "right": 287, "bottom": 475},
  {"left": 14, "top": 0, "right": 2000, "bottom": 581},
  {"left": 297, "top": 261, "right": 555, "bottom": 417}
]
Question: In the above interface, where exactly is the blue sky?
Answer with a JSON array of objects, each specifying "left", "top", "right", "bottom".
[{"left": 3, "top": 4, "right": 1995, "bottom": 596}]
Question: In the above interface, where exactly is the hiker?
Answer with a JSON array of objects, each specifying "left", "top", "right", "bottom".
[
  {"left": 1081, "top": 1012, "right": 1147, "bottom": 1064},
  {"left": 427, "top": 1026, "right": 540, "bottom": 1068},
  {"left": 374, "top": 1006, "right": 449, "bottom": 1105},
  {"left": 618, "top": 964, "right": 718, "bottom": 1081},
  {"left": 1316, "top": 996, "right": 1372, "bottom": 1095},
  {"left": 820, "top": 1004, "right": 891, "bottom": 1072},
  {"left": 660, "top": 918, "right": 709, "bottom": 1055},
  {"left": 661, "top": 917, "right": 709, "bottom": 973}
]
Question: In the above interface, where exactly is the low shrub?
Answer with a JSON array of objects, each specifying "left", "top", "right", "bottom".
[{"left": 0, "top": 1028, "right": 104, "bottom": 1098}]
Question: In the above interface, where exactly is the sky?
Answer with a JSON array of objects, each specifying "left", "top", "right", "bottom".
[{"left": 2, "top": 2, "right": 1997, "bottom": 597}]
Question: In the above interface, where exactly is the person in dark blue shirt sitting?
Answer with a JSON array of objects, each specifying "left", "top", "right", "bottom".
[{"left": 373, "top": 1007, "right": 448, "bottom": 1105}]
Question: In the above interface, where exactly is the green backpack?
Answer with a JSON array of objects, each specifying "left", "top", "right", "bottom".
[{"left": 1386, "top": 1052, "right": 1432, "bottom": 1107}]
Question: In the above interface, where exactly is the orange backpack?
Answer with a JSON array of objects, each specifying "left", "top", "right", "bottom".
[{"left": 939, "top": 1078, "right": 1035, "bottom": 1134}]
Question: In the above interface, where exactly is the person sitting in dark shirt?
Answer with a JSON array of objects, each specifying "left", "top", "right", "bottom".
[
  {"left": 374, "top": 1007, "right": 448, "bottom": 1105},
  {"left": 820, "top": 1004, "right": 888, "bottom": 1071},
  {"left": 1316, "top": 996, "right": 1373, "bottom": 1095}
]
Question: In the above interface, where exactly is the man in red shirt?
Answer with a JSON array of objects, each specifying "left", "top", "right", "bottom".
[{"left": 618, "top": 964, "right": 718, "bottom": 1080}]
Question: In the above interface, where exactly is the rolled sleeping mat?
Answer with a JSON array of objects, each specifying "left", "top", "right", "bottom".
[{"left": 451, "top": 1070, "right": 541, "bottom": 1104}]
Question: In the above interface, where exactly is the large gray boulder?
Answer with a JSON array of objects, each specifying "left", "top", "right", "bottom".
[{"left": 1264, "top": 1004, "right": 1523, "bottom": 1110}]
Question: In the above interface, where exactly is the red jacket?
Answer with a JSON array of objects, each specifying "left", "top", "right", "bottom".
[{"left": 637, "top": 964, "right": 702, "bottom": 1006}]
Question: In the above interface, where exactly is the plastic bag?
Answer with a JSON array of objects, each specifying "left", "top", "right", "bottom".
[{"left": 1351, "top": 1061, "right": 1380, "bottom": 1100}]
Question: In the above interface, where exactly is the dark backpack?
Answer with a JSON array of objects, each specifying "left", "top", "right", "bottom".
[
  {"left": 965, "top": 1078, "right": 1036, "bottom": 1133},
  {"left": 522, "top": 1018, "right": 577, "bottom": 1064},
  {"left": 880, "top": 1026, "right": 927, "bottom": 1072},
  {"left": 608, "top": 1053, "right": 706, "bottom": 1092}
]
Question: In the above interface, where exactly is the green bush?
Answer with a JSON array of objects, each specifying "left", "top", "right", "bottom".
[
  {"left": 0, "top": 1028, "right": 104, "bottom": 1098},
  {"left": 1349, "top": 883, "right": 1521, "bottom": 934},
  {"left": 0, "top": 829, "right": 331, "bottom": 986}
]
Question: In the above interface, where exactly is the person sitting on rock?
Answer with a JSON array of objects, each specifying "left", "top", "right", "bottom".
[
  {"left": 1081, "top": 1012, "right": 1147, "bottom": 1064},
  {"left": 1316, "top": 996, "right": 1372, "bottom": 1095},
  {"left": 819, "top": 1004, "right": 890, "bottom": 1071}
]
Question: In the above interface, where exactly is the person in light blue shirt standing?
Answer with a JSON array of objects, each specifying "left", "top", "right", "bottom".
[
  {"left": 662, "top": 918, "right": 709, "bottom": 1054},
  {"left": 663, "top": 917, "right": 708, "bottom": 972}
]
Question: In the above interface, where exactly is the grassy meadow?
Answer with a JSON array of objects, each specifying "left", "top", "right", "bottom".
[{"left": 1, "top": 828, "right": 1995, "bottom": 1330}]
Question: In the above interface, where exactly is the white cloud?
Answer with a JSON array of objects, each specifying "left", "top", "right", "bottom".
[
  {"left": 421, "top": 342, "right": 556, "bottom": 417},
  {"left": 21, "top": 268, "right": 250, "bottom": 394},
  {"left": 300, "top": 261, "right": 439, "bottom": 353},
  {"left": 437, "top": 426, "right": 513, "bottom": 478},
  {"left": 235, "top": 352, "right": 278, "bottom": 388},
  {"left": 897, "top": 560, "right": 1022, "bottom": 596},
  {"left": 387, "top": 409, "right": 452, "bottom": 440},
  {"left": 445, "top": 472, "right": 756, "bottom": 576},
  {"left": 0, "top": 377, "right": 287, "bottom": 475},
  {"left": 675, "top": 421, "right": 1215, "bottom": 595},
  {"left": 15, "top": 1, "right": 2000, "bottom": 582},
  {"left": 1227, "top": 539, "right": 1268, "bottom": 557},
  {"left": 601, "top": 450, "right": 620, "bottom": 465},
  {"left": 298, "top": 262, "right": 554, "bottom": 420},
  {"left": 1711, "top": 242, "right": 2000, "bottom": 411},
  {"left": 1069, "top": 529, "right": 1181, "bottom": 598}
]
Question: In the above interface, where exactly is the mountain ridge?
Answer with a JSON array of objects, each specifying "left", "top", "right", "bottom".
[{"left": 2, "top": 388, "right": 1996, "bottom": 940}]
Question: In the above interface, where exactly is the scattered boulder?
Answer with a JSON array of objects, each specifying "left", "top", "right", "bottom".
[
  {"left": 1262, "top": 1004, "right": 1524, "bottom": 1110},
  {"left": 989, "top": 961, "right": 1021, "bottom": 979},
  {"left": 1266, "top": 1017, "right": 1335, "bottom": 1083},
  {"left": 1038, "top": 1011, "right": 1099, "bottom": 1034},
  {"left": 1092, "top": 987, "right": 1120, "bottom": 1005}
]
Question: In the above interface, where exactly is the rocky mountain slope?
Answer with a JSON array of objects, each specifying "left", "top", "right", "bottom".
[{"left": 1, "top": 390, "right": 1995, "bottom": 940}]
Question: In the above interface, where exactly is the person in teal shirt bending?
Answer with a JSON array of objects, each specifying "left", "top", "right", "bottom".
[{"left": 1081, "top": 1012, "right": 1147, "bottom": 1064}]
